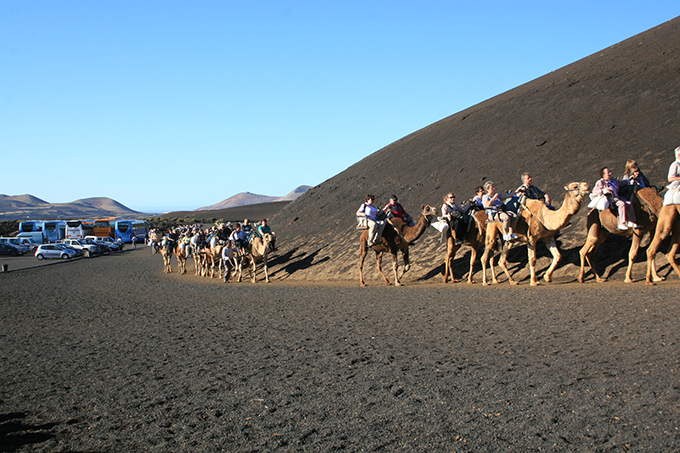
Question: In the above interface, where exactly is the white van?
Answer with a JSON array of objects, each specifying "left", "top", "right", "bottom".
[{"left": 17, "top": 231, "right": 45, "bottom": 244}]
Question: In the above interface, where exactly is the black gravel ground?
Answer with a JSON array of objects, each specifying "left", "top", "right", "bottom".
[{"left": 1, "top": 248, "right": 679, "bottom": 451}]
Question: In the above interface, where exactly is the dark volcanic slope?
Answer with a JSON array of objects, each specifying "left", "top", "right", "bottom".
[
  {"left": 271, "top": 16, "right": 680, "bottom": 283},
  {"left": 157, "top": 201, "right": 290, "bottom": 222}
]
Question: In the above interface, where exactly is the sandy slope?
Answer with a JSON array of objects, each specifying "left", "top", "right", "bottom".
[{"left": 269, "top": 16, "right": 680, "bottom": 284}]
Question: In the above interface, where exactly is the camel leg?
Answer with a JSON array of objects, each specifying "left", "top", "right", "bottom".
[
  {"left": 481, "top": 244, "right": 497, "bottom": 286},
  {"left": 467, "top": 247, "right": 477, "bottom": 284},
  {"left": 402, "top": 249, "right": 410, "bottom": 276},
  {"left": 646, "top": 210, "right": 677, "bottom": 284},
  {"left": 263, "top": 256, "right": 270, "bottom": 283},
  {"left": 251, "top": 259, "right": 257, "bottom": 283},
  {"left": 375, "top": 252, "right": 390, "bottom": 286},
  {"left": 526, "top": 240, "right": 538, "bottom": 286},
  {"left": 579, "top": 233, "right": 606, "bottom": 283},
  {"left": 646, "top": 230, "right": 668, "bottom": 284},
  {"left": 577, "top": 242, "right": 589, "bottom": 283},
  {"left": 358, "top": 242, "right": 368, "bottom": 286},
  {"left": 498, "top": 242, "right": 516, "bottom": 285},
  {"left": 665, "top": 235, "right": 680, "bottom": 280},
  {"left": 392, "top": 253, "right": 401, "bottom": 287},
  {"left": 543, "top": 237, "right": 561, "bottom": 283},
  {"left": 624, "top": 233, "right": 642, "bottom": 283},
  {"left": 236, "top": 256, "right": 244, "bottom": 282},
  {"left": 444, "top": 252, "right": 455, "bottom": 283},
  {"left": 444, "top": 242, "right": 459, "bottom": 283},
  {"left": 489, "top": 252, "right": 499, "bottom": 284}
]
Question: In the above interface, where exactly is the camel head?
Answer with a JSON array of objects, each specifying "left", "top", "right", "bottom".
[
  {"left": 564, "top": 181, "right": 590, "bottom": 204},
  {"left": 420, "top": 204, "right": 439, "bottom": 219}
]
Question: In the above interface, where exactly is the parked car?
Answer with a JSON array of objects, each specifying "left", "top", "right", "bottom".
[
  {"left": 58, "top": 243, "right": 85, "bottom": 258},
  {"left": 80, "top": 237, "right": 109, "bottom": 253},
  {"left": 16, "top": 237, "right": 39, "bottom": 252},
  {"left": 0, "top": 238, "right": 30, "bottom": 255},
  {"left": 61, "top": 239, "right": 100, "bottom": 258},
  {"left": 35, "top": 244, "right": 79, "bottom": 260},
  {"left": 85, "top": 236, "right": 123, "bottom": 251},
  {"left": 0, "top": 243, "right": 21, "bottom": 257}
]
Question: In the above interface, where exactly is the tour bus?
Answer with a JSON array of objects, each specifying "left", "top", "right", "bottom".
[
  {"left": 43, "top": 220, "right": 67, "bottom": 243},
  {"left": 115, "top": 219, "right": 149, "bottom": 243},
  {"left": 93, "top": 218, "right": 116, "bottom": 238},
  {"left": 65, "top": 220, "right": 95, "bottom": 240},
  {"left": 19, "top": 220, "right": 44, "bottom": 234}
]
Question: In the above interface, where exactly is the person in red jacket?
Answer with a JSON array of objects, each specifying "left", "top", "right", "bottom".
[{"left": 382, "top": 194, "right": 414, "bottom": 226}]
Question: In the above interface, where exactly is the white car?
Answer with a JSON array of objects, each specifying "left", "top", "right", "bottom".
[
  {"left": 85, "top": 236, "right": 123, "bottom": 252},
  {"left": 61, "top": 239, "right": 100, "bottom": 258}
]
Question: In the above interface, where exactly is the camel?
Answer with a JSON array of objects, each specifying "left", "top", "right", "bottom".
[
  {"left": 174, "top": 241, "right": 190, "bottom": 275},
  {"left": 160, "top": 237, "right": 174, "bottom": 273},
  {"left": 190, "top": 234, "right": 202, "bottom": 275},
  {"left": 197, "top": 248, "right": 213, "bottom": 277},
  {"left": 207, "top": 237, "right": 224, "bottom": 279},
  {"left": 442, "top": 210, "right": 489, "bottom": 284},
  {"left": 481, "top": 182, "right": 590, "bottom": 286},
  {"left": 578, "top": 187, "right": 662, "bottom": 283},
  {"left": 646, "top": 204, "right": 680, "bottom": 285},
  {"left": 358, "top": 204, "right": 438, "bottom": 286},
  {"left": 237, "top": 233, "right": 272, "bottom": 283}
]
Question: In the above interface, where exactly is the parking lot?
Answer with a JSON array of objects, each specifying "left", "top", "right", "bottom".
[{"left": 0, "top": 245, "right": 145, "bottom": 273}]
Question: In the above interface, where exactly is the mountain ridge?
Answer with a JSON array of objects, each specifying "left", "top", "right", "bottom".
[{"left": 196, "top": 185, "right": 312, "bottom": 211}]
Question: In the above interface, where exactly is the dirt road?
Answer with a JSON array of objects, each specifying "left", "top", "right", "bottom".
[{"left": 1, "top": 248, "right": 679, "bottom": 451}]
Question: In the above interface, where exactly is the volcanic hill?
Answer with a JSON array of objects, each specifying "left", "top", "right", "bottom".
[
  {"left": 0, "top": 195, "right": 142, "bottom": 221},
  {"left": 270, "top": 16, "right": 680, "bottom": 284}
]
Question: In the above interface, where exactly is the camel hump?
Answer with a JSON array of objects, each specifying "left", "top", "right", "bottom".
[{"left": 636, "top": 187, "right": 663, "bottom": 215}]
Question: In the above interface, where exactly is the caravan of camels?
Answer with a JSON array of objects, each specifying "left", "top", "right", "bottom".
[
  {"left": 156, "top": 150, "right": 680, "bottom": 287},
  {"left": 150, "top": 219, "right": 275, "bottom": 284}
]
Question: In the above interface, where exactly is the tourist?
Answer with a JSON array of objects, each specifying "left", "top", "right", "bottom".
[
  {"left": 441, "top": 192, "right": 465, "bottom": 245},
  {"left": 620, "top": 160, "right": 650, "bottom": 200},
  {"left": 383, "top": 194, "right": 414, "bottom": 225},
  {"left": 356, "top": 194, "right": 385, "bottom": 247},
  {"left": 222, "top": 241, "right": 235, "bottom": 282},
  {"left": 516, "top": 172, "right": 551, "bottom": 207},
  {"left": 592, "top": 167, "right": 637, "bottom": 230},
  {"left": 482, "top": 181, "right": 518, "bottom": 241},
  {"left": 229, "top": 223, "right": 248, "bottom": 254}
]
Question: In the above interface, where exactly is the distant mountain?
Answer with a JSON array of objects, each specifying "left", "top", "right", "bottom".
[
  {"left": 0, "top": 194, "right": 49, "bottom": 211},
  {"left": 277, "top": 185, "right": 313, "bottom": 201},
  {"left": 196, "top": 185, "right": 311, "bottom": 211},
  {"left": 0, "top": 195, "right": 142, "bottom": 221}
]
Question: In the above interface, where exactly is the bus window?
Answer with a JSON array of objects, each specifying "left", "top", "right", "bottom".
[{"left": 19, "top": 221, "right": 44, "bottom": 233}]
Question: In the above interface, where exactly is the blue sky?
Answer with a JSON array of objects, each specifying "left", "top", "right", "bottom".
[{"left": 2, "top": 1, "right": 678, "bottom": 212}]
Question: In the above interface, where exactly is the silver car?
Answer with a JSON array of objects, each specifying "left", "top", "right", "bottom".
[{"left": 35, "top": 244, "right": 79, "bottom": 260}]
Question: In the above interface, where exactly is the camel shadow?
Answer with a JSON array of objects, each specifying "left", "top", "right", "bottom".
[
  {"left": 270, "top": 246, "right": 330, "bottom": 279},
  {"left": 0, "top": 412, "right": 57, "bottom": 451}
]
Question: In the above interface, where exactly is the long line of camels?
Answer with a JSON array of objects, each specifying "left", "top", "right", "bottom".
[
  {"left": 153, "top": 181, "right": 680, "bottom": 286},
  {"left": 358, "top": 182, "right": 680, "bottom": 287}
]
